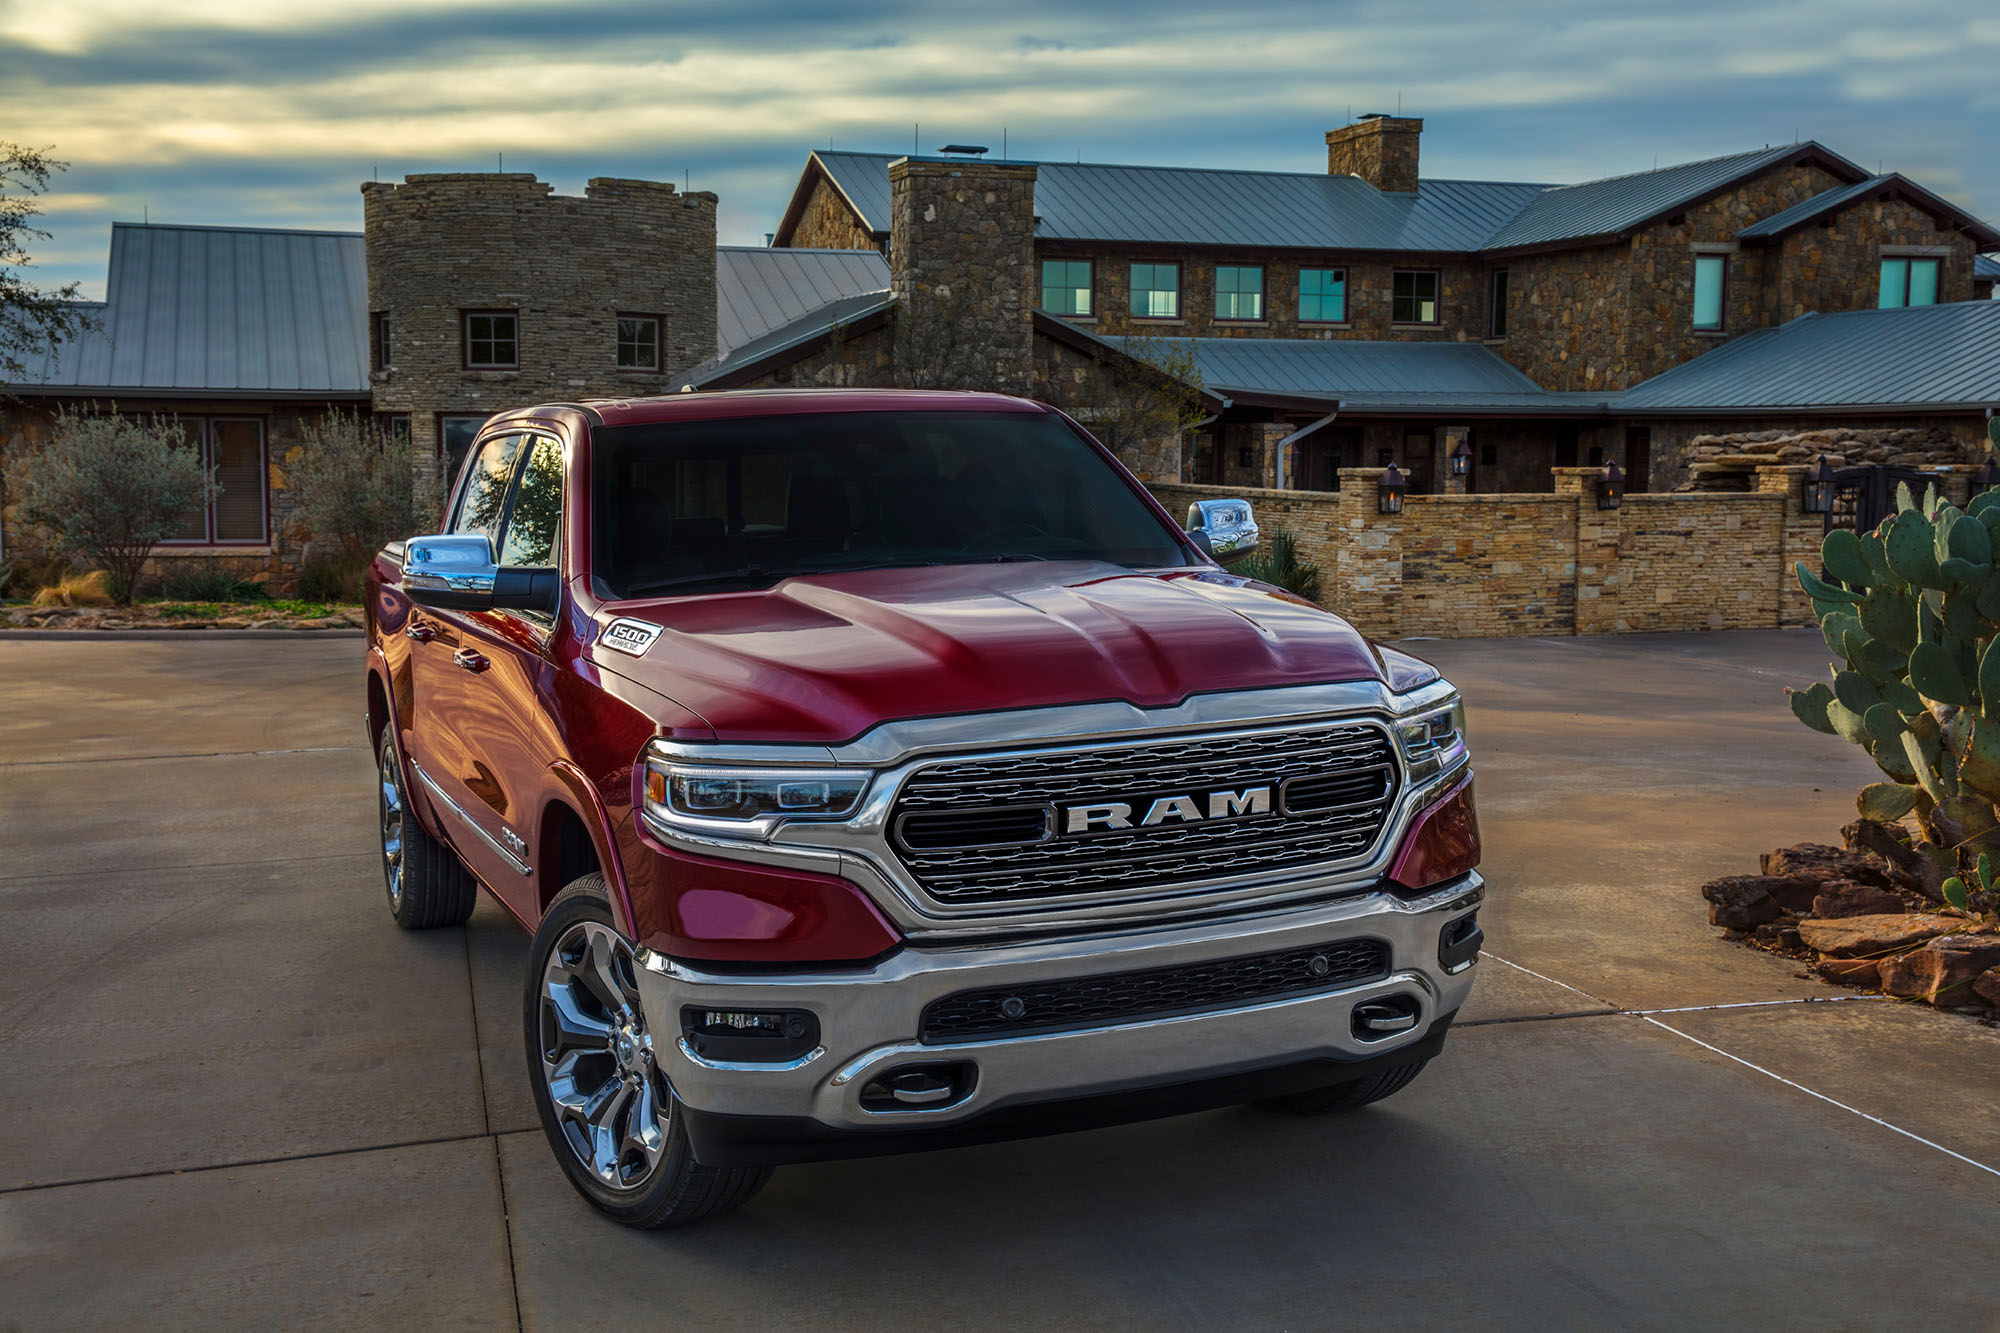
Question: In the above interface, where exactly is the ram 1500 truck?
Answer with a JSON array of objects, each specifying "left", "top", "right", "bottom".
[{"left": 365, "top": 389, "right": 1482, "bottom": 1229}]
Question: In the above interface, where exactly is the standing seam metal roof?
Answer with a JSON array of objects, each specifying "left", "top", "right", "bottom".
[
  {"left": 1975, "top": 254, "right": 2000, "bottom": 280},
  {"left": 1737, "top": 175, "right": 1893, "bottom": 239},
  {"left": 9, "top": 222, "right": 370, "bottom": 395},
  {"left": 715, "top": 246, "right": 890, "bottom": 355}
]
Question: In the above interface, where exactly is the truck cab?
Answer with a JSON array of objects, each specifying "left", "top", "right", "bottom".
[{"left": 365, "top": 389, "right": 1481, "bottom": 1229}]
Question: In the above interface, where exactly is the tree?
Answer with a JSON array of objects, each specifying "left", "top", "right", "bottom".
[
  {"left": 1036, "top": 326, "right": 1209, "bottom": 472},
  {"left": 1, "top": 143, "right": 93, "bottom": 389},
  {"left": 21, "top": 409, "right": 212, "bottom": 604},
  {"left": 287, "top": 410, "right": 442, "bottom": 595}
]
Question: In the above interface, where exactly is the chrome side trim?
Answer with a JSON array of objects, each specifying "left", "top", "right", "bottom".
[
  {"left": 676, "top": 1039, "right": 828, "bottom": 1073},
  {"left": 411, "top": 760, "right": 532, "bottom": 877}
]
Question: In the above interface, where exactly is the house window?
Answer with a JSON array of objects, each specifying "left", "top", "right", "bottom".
[
  {"left": 370, "top": 311, "right": 391, "bottom": 373},
  {"left": 1879, "top": 257, "right": 1941, "bottom": 308},
  {"left": 1215, "top": 265, "right": 1264, "bottom": 321},
  {"left": 462, "top": 310, "right": 518, "bottom": 369},
  {"left": 616, "top": 314, "right": 662, "bottom": 371},
  {"left": 1130, "top": 262, "right": 1180, "bottom": 319},
  {"left": 1392, "top": 270, "right": 1440, "bottom": 325},
  {"left": 164, "top": 417, "right": 268, "bottom": 545},
  {"left": 1693, "top": 255, "right": 1727, "bottom": 330},
  {"left": 1041, "top": 260, "right": 1093, "bottom": 316},
  {"left": 374, "top": 413, "right": 411, "bottom": 453},
  {"left": 1488, "top": 270, "right": 1509, "bottom": 338},
  {"left": 1299, "top": 268, "right": 1347, "bottom": 323},
  {"left": 439, "top": 414, "right": 492, "bottom": 487}
]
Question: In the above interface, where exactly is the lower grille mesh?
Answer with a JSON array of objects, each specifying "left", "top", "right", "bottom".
[{"left": 919, "top": 937, "right": 1391, "bottom": 1042}]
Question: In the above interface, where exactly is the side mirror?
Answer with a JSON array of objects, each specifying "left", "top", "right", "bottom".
[
  {"left": 404, "top": 534, "right": 559, "bottom": 613},
  {"left": 1186, "top": 499, "right": 1260, "bottom": 565}
]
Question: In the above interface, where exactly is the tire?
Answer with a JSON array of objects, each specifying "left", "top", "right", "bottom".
[
  {"left": 1255, "top": 1058, "right": 1430, "bottom": 1115},
  {"left": 524, "top": 877, "right": 773, "bottom": 1229},
  {"left": 376, "top": 726, "right": 477, "bottom": 929}
]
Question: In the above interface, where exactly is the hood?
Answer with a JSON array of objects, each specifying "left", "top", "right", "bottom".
[{"left": 590, "top": 561, "right": 1391, "bottom": 745}]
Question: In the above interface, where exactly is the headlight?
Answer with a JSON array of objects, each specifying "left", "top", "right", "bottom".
[
  {"left": 1396, "top": 695, "right": 1467, "bottom": 784},
  {"left": 642, "top": 747, "right": 870, "bottom": 838}
]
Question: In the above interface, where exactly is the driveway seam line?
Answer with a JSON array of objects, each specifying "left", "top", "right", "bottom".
[
  {"left": 0, "top": 1130, "right": 503, "bottom": 1196},
  {"left": 462, "top": 925, "right": 524, "bottom": 1329},
  {"left": 0, "top": 851, "right": 374, "bottom": 884},
  {"left": 1, "top": 745, "right": 364, "bottom": 768}
]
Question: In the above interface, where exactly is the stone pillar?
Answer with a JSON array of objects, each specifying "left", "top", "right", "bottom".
[
  {"left": 1757, "top": 464, "right": 1819, "bottom": 628},
  {"left": 1334, "top": 467, "right": 1402, "bottom": 637},
  {"left": 1325, "top": 116, "right": 1423, "bottom": 192},
  {"left": 886, "top": 156, "right": 1038, "bottom": 392},
  {"left": 1439, "top": 425, "right": 1470, "bottom": 495},
  {"left": 1555, "top": 467, "right": 1616, "bottom": 634}
]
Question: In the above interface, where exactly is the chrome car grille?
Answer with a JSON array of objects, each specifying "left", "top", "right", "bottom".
[{"left": 889, "top": 722, "right": 1400, "bottom": 905}]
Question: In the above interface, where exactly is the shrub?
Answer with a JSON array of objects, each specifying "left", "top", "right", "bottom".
[
  {"left": 287, "top": 410, "right": 440, "bottom": 595},
  {"left": 1232, "top": 529, "right": 1322, "bottom": 601},
  {"left": 295, "top": 561, "right": 352, "bottom": 603},
  {"left": 31, "top": 570, "right": 113, "bottom": 607},
  {"left": 19, "top": 409, "right": 211, "bottom": 605},
  {"left": 0, "top": 550, "right": 71, "bottom": 598},
  {"left": 1789, "top": 480, "right": 2000, "bottom": 918}
]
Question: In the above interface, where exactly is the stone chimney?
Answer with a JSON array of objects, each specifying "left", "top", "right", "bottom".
[
  {"left": 886, "top": 155, "right": 1038, "bottom": 391},
  {"left": 1326, "top": 115, "right": 1423, "bottom": 193}
]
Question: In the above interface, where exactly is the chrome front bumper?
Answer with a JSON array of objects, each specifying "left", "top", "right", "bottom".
[{"left": 635, "top": 874, "right": 1480, "bottom": 1146}]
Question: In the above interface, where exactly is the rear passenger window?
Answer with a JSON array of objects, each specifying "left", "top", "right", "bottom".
[
  {"left": 500, "top": 435, "right": 563, "bottom": 568},
  {"left": 452, "top": 433, "right": 522, "bottom": 554}
]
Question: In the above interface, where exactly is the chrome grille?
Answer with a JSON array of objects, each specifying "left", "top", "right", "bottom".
[{"left": 889, "top": 721, "right": 1400, "bottom": 905}]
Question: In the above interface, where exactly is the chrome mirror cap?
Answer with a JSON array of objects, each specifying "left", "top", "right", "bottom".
[
  {"left": 1186, "top": 499, "right": 1260, "bottom": 563},
  {"left": 404, "top": 533, "right": 497, "bottom": 610}
]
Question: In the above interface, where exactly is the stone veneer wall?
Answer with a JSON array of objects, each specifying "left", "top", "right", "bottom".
[
  {"left": 887, "top": 157, "right": 1039, "bottom": 392},
  {"left": 788, "top": 174, "right": 882, "bottom": 252},
  {"left": 1150, "top": 462, "right": 1866, "bottom": 639},
  {"left": 1325, "top": 117, "right": 1423, "bottom": 193},
  {"left": 363, "top": 173, "right": 717, "bottom": 471},
  {"left": 1654, "top": 416, "right": 1987, "bottom": 488},
  {"left": 1770, "top": 196, "right": 1975, "bottom": 323}
]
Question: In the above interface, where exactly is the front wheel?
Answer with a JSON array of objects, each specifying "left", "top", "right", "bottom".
[{"left": 523, "top": 877, "right": 773, "bottom": 1229}]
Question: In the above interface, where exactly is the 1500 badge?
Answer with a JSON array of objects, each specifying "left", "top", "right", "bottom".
[{"left": 600, "top": 618, "right": 663, "bottom": 657}]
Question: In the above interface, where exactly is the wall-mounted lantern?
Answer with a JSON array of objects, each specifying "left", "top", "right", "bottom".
[
  {"left": 1597, "top": 461, "right": 1625, "bottom": 511},
  {"left": 1378, "top": 464, "right": 1408, "bottom": 515},
  {"left": 1450, "top": 440, "right": 1472, "bottom": 477},
  {"left": 1803, "top": 455, "right": 1837, "bottom": 514},
  {"left": 1973, "top": 455, "right": 2000, "bottom": 499}
]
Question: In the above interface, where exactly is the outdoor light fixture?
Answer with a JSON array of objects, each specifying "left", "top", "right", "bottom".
[
  {"left": 1450, "top": 440, "right": 1472, "bottom": 477},
  {"left": 1973, "top": 455, "right": 2000, "bottom": 499},
  {"left": 1378, "top": 463, "right": 1408, "bottom": 515},
  {"left": 1597, "top": 461, "right": 1625, "bottom": 511},
  {"left": 1804, "top": 455, "right": 1836, "bottom": 514}
]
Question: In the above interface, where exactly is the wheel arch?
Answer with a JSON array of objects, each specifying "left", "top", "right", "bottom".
[{"left": 538, "top": 764, "right": 636, "bottom": 935}]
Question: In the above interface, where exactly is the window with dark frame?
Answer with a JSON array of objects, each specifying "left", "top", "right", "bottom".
[
  {"left": 616, "top": 314, "right": 662, "bottom": 371},
  {"left": 1392, "top": 270, "right": 1440, "bottom": 325},
  {"left": 1692, "top": 254, "right": 1727, "bottom": 330},
  {"left": 462, "top": 310, "right": 518, "bottom": 369},
  {"left": 1878, "top": 257, "right": 1941, "bottom": 308},
  {"left": 370, "top": 311, "right": 391, "bottom": 372},
  {"left": 1215, "top": 265, "right": 1263, "bottom": 321},
  {"left": 1129, "top": 262, "right": 1180, "bottom": 319},
  {"left": 162, "top": 417, "right": 269, "bottom": 546},
  {"left": 1488, "top": 270, "right": 1509, "bottom": 338},
  {"left": 1040, "top": 259, "right": 1093, "bottom": 316},
  {"left": 439, "top": 414, "right": 493, "bottom": 489},
  {"left": 1299, "top": 268, "right": 1347, "bottom": 323}
]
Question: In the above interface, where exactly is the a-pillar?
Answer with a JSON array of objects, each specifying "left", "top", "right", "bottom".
[{"left": 1555, "top": 467, "right": 1616, "bottom": 634}]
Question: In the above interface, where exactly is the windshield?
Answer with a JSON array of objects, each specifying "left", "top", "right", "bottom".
[{"left": 591, "top": 410, "right": 1194, "bottom": 598}]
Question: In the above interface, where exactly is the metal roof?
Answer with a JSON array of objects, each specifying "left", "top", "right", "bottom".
[
  {"left": 9, "top": 222, "right": 370, "bottom": 396},
  {"left": 1737, "top": 174, "right": 1892, "bottom": 239},
  {"left": 680, "top": 290, "right": 897, "bottom": 391},
  {"left": 1616, "top": 300, "right": 2000, "bottom": 412},
  {"left": 1976, "top": 254, "right": 2000, "bottom": 280},
  {"left": 716, "top": 245, "right": 889, "bottom": 354},
  {"left": 811, "top": 150, "right": 1549, "bottom": 252}
]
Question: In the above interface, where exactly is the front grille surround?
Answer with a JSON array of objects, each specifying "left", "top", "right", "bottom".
[
  {"left": 884, "top": 719, "right": 1403, "bottom": 908},
  {"left": 920, "top": 937, "right": 1393, "bottom": 1042}
]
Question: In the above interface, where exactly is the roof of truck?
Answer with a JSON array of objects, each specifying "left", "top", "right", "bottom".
[{"left": 530, "top": 387, "right": 1051, "bottom": 429}]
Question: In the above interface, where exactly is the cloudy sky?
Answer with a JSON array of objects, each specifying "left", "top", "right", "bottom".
[{"left": 5, "top": 0, "right": 1996, "bottom": 298}]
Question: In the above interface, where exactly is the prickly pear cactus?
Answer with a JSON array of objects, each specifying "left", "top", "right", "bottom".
[{"left": 1789, "top": 479, "right": 2000, "bottom": 918}]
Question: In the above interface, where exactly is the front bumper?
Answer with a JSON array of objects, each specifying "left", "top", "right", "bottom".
[{"left": 636, "top": 873, "right": 1482, "bottom": 1166}]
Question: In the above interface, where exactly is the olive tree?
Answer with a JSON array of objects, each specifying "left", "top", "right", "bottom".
[
  {"left": 21, "top": 409, "right": 211, "bottom": 603},
  {"left": 287, "top": 410, "right": 442, "bottom": 596}
]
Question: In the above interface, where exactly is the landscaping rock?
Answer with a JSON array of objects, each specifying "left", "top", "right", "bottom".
[
  {"left": 1817, "top": 958, "right": 1880, "bottom": 987},
  {"left": 1703, "top": 874, "right": 1824, "bottom": 929},
  {"left": 1975, "top": 969, "right": 2000, "bottom": 1007},
  {"left": 1810, "top": 881, "right": 1908, "bottom": 918},
  {"left": 1794, "top": 914, "right": 1962, "bottom": 958},
  {"left": 1876, "top": 936, "right": 2000, "bottom": 1007},
  {"left": 1764, "top": 842, "right": 1892, "bottom": 889}
]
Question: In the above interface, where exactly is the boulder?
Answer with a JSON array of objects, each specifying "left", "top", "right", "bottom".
[
  {"left": 1817, "top": 958, "right": 1880, "bottom": 987},
  {"left": 1703, "top": 875, "right": 1824, "bottom": 930},
  {"left": 1810, "top": 882, "right": 1908, "bottom": 919},
  {"left": 1875, "top": 935, "right": 2000, "bottom": 1007},
  {"left": 1974, "top": 969, "right": 2000, "bottom": 1007},
  {"left": 1794, "top": 914, "right": 1961, "bottom": 958},
  {"left": 1766, "top": 841, "right": 1893, "bottom": 889}
]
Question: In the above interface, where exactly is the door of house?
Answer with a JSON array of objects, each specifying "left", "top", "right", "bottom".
[
  {"left": 1825, "top": 465, "right": 1935, "bottom": 537},
  {"left": 1403, "top": 430, "right": 1435, "bottom": 494},
  {"left": 1297, "top": 425, "right": 1363, "bottom": 491},
  {"left": 1625, "top": 427, "right": 1653, "bottom": 493}
]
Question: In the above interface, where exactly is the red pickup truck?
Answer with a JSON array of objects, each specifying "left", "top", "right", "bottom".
[{"left": 365, "top": 389, "right": 1481, "bottom": 1228}]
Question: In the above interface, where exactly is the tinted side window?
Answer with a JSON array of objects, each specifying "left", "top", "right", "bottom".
[
  {"left": 452, "top": 432, "right": 522, "bottom": 554},
  {"left": 500, "top": 434, "right": 563, "bottom": 567}
]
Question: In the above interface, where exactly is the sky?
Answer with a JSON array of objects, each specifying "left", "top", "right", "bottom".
[{"left": 4, "top": 0, "right": 1997, "bottom": 300}]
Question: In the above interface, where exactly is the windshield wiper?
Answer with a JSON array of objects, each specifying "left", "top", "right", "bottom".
[{"left": 979, "top": 552, "right": 1051, "bottom": 563}]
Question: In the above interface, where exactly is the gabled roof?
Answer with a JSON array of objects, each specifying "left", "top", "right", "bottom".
[
  {"left": 680, "top": 290, "right": 897, "bottom": 391},
  {"left": 1975, "top": 254, "right": 2000, "bottom": 280},
  {"left": 1737, "top": 173, "right": 2000, "bottom": 246},
  {"left": 716, "top": 246, "right": 889, "bottom": 355},
  {"left": 1480, "top": 143, "right": 1869, "bottom": 252},
  {"left": 8, "top": 222, "right": 371, "bottom": 397},
  {"left": 1617, "top": 300, "right": 2000, "bottom": 413}
]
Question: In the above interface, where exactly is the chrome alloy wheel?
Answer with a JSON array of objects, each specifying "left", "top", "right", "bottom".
[
  {"left": 538, "top": 921, "right": 671, "bottom": 1191},
  {"left": 378, "top": 737, "right": 406, "bottom": 911}
]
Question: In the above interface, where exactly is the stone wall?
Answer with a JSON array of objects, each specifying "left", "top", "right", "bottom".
[
  {"left": 1497, "top": 244, "right": 1633, "bottom": 390},
  {"left": 1325, "top": 117, "right": 1423, "bottom": 193},
  {"left": 788, "top": 174, "right": 881, "bottom": 252},
  {"left": 363, "top": 173, "right": 717, "bottom": 471},
  {"left": 887, "top": 157, "right": 1039, "bottom": 392},
  {"left": 1770, "top": 196, "right": 1975, "bottom": 323},
  {"left": 1031, "top": 334, "right": 1184, "bottom": 483},
  {"left": 1657, "top": 418, "right": 1987, "bottom": 490}
]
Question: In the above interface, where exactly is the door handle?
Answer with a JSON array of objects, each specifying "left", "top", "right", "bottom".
[
  {"left": 452, "top": 647, "right": 490, "bottom": 673},
  {"left": 404, "top": 622, "right": 436, "bottom": 643}
]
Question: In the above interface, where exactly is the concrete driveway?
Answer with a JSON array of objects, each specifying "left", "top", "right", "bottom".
[{"left": 2, "top": 629, "right": 1996, "bottom": 1329}]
